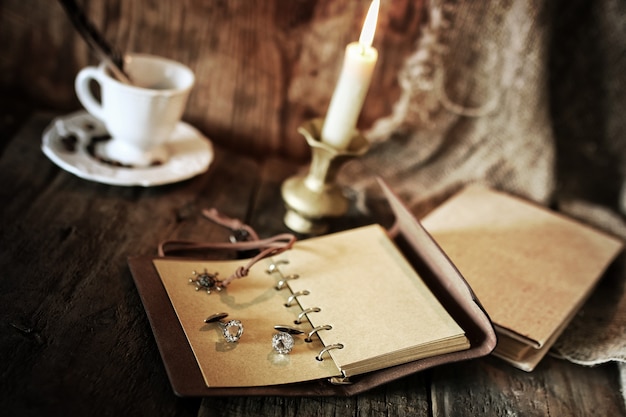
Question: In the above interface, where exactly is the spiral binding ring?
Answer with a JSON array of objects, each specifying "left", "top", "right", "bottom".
[
  {"left": 305, "top": 324, "right": 332, "bottom": 343},
  {"left": 275, "top": 274, "right": 299, "bottom": 290},
  {"left": 266, "top": 260, "right": 289, "bottom": 274},
  {"left": 295, "top": 307, "right": 321, "bottom": 325},
  {"left": 316, "top": 343, "right": 344, "bottom": 361},
  {"left": 285, "top": 290, "right": 310, "bottom": 307}
]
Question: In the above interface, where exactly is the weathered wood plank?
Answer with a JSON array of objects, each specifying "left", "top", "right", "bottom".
[
  {"left": 199, "top": 372, "right": 432, "bottom": 417},
  {"left": 247, "top": 156, "right": 301, "bottom": 235},
  {"left": 0, "top": 112, "right": 260, "bottom": 416},
  {"left": 431, "top": 357, "right": 626, "bottom": 417}
]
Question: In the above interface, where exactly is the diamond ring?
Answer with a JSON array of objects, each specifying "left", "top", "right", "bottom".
[
  {"left": 205, "top": 312, "right": 244, "bottom": 343},
  {"left": 272, "top": 325, "right": 305, "bottom": 354}
]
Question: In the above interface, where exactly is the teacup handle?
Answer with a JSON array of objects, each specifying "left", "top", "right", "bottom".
[{"left": 74, "top": 66, "right": 106, "bottom": 121}]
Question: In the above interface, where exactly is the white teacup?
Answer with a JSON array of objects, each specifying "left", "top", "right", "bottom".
[{"left": 75, "top": 53, "right": 195, "bottom": 167}]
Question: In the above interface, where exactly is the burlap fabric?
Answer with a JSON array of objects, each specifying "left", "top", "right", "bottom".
[{"left": 340, "top": 0, "right": 626, "bottom": 401}]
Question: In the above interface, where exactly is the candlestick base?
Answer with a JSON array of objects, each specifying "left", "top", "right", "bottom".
[{"left": 281, "top": 118, "right": 370, "bottom": 235}]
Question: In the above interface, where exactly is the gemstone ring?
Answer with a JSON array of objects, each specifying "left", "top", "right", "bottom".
[
  {"left": 205, "top": 312, "right": 244, "bottom": 343},
  {"left": 272, "top": 325, "right": 305, "bottom": 354}
]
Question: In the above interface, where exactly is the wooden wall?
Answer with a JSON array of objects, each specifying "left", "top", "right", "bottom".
[{"left": 0, "top": 0, "right": 425, "bottom": 160}]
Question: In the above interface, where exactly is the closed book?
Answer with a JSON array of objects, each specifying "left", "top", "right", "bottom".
[{"left": 422, "top": 185, "right": 624, "bottom": 371}]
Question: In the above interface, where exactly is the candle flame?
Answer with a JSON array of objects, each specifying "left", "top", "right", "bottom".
[{"left": 358, "top": 0, "right": 380, "bottom": 49}]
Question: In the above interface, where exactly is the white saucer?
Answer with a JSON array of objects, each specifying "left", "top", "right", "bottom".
[{"left": 42, "top": 111, "right": 214, "bottom": 187}]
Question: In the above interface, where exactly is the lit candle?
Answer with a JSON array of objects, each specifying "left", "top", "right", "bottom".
[{"left": 321, "top": 0, "right": 379, "bottom": 150}]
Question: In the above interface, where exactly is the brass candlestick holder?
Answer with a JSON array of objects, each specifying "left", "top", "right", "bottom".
[{"left": 281, "top": 118, "right": 370, "bottom": 235}]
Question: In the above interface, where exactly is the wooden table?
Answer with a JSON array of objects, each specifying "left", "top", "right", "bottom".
[{"left": 1, "top": 110, "right": 625, "bottom": 417}]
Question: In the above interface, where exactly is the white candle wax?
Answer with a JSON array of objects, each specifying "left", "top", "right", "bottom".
[{"left": 321, "top": 0, "right": 379, "bottom": 150}]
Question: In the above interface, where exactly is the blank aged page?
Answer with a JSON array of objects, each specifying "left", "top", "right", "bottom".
[{"left": 279, "top": 224, "right": 469, "bottom": 377}]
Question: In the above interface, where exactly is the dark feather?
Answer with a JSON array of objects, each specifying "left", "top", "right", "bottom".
[{"left": 58, "top": 0, "right": 131, "bottom": 84}]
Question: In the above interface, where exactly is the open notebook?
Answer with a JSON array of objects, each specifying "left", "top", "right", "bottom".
[
  {"left": 128, "top": 180, "right": 496, "bottom": 396},
  {"left": 152, "top": 224, "right": 469, "bottom": 388}
]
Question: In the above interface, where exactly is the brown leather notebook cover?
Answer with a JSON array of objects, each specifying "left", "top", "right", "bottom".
[{"left": 127, "top": 180, "right": 496, "bottom": 396}]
